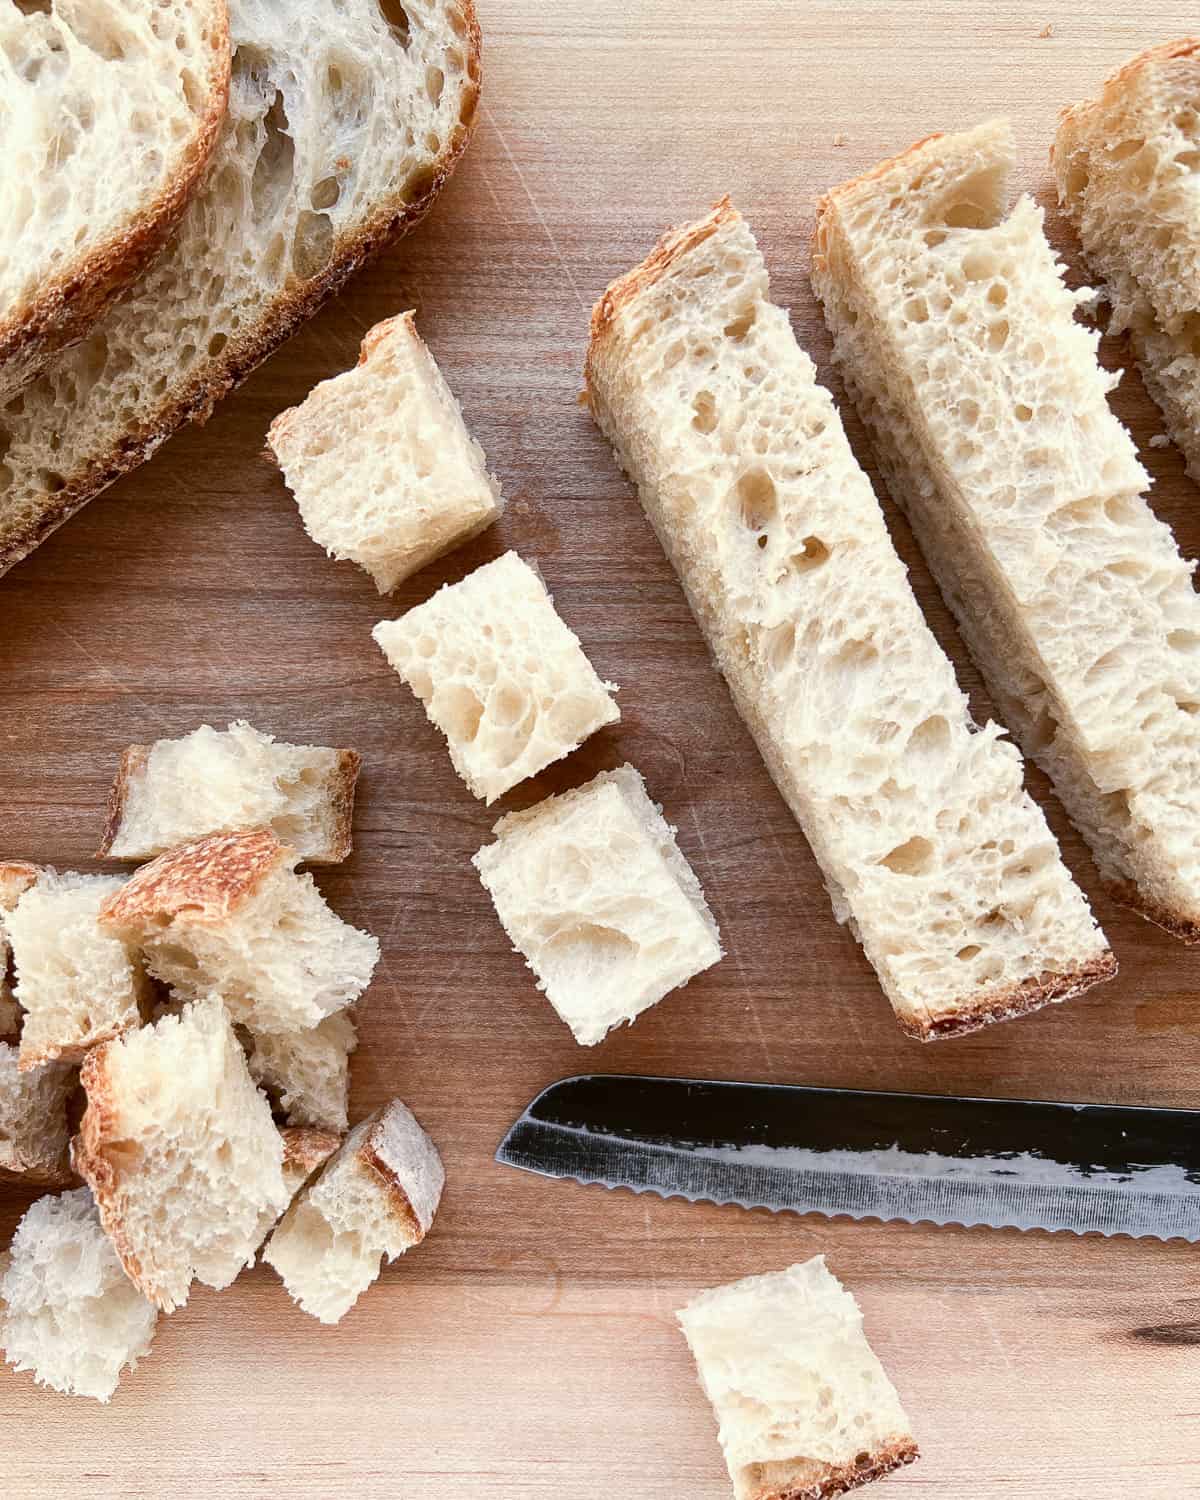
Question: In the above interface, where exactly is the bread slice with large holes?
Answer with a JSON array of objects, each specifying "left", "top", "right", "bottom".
[
  {"left": 0, "top": 0, "right": 481, "bottom": 576},
  {"left": 0, "top": 0, "right": 230, "bottom": 401},
  {"left": 814, "top": 119, "right": 1200, "bottom": 942},
  {"left": 1054, "top": 39, "right": 1200, "bottom": 481},
  {"left": 0, "top": 1042, "right": 76, "bottom": 1187},
  {"left": 586, "top": 199, "right": 1113, "bottom": 1039}
]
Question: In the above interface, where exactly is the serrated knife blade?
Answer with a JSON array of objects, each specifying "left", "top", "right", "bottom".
[{"left": 496, "top": 1075, "right": 1200, "bottom": 1241}]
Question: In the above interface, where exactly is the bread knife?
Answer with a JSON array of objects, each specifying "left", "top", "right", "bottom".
[{"left": 496, "top": 1075, "right": 1200, "bottom": 1241}]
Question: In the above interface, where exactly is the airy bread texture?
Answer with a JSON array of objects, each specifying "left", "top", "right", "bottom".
[
  {"left": 74, "top": 996, "right": 288, "bottom": 1312},
  {"left": 0, "top": 1187, "right": 157, "bottom": 1403},
  {"left": 98, "top": 719, "right": 361, "bottom": 864},
  {"left": 0, "top": 1042, "right": 75, "bottom": 1187},
  {"left": 268, "top": 310, "right": 504, "bottom": 592},
  {"left": 245, "top": 1010, "right": 357, "bottom": 1132},
  {"left": 1055, "top": 40, "right": 1200, "bottom": 480},
  {"left": 99, "top": 828, "right": 379, "bottom": 1035},
  {"left": 373, "top": 551, "right": 620, "bottom": 803},
  {"left": 0, "top": 0, "right": 482, "bottom": 576},
  {"left": 678, "top": 1258, "right": 919, "bottom": 1500},
  {"left": 0, "top": 861, "right": 38, "bottom": 1041},
  {"left": 814, "top": 120, "right": 1200, "bottom": 942},
  {"left": 264, "top": 1099, "right": 443, "bottom": 1324},
  {"left": 7, "top": 870, "right": 151, "bottom": 1070},
  {"left": 586, "top": 200, "right": 1113, "bottom": 1038},
  {"left": 0, "top": 0, "right": 230, "bottom": 400},
  {"left": 474, "top": 764, "right": 723, "bottom": 1044}
]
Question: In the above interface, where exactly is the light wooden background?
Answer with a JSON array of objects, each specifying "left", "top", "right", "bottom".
[{"left": 2, "top": 3, "right": 1199, "bottom": 1496}]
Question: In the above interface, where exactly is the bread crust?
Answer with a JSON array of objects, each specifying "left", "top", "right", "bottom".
[
  {"left": 1053, "top": 36, "right": 1200, "bottom": 153},
  {"left": 72, "top": 1042, "right": 149, "bottom": 1296},
  {"left": 1101, "top": 879, "right": 1200, "bottom": 943},
  {"left": 903, "top": 949, "right": 1118, "bottom": 1041},
  {"left": 744, "top": 1436, "right": 920, "bottom": 1499},
  {"left": 95, "top": 745, "right": 151, "bottom": 858},
  {"left": 98, "top": 827, "right": 289, "bottom": 930},
  {"left": 281, "top": 1125, "right": 341, "bottom": 1181},
  {"left": 361, "top": 1136, "right": 426, "bottom": 1245},
  {"left": 0, "top": 2, "right": 232, "bottom": 401},
  {"left": 0, "top": 4, "right": 483, "bottom": 578},
  {"left": 0, "top": 860, "right": 40, "bottom": 908}
]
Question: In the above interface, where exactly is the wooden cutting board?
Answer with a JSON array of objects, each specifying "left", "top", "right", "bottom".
[{"left": 2, "top": 3, "right": 1198, "bottom": 1495}]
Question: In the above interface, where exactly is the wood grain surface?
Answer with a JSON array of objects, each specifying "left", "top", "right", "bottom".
[{"left": 2, "top": 3, "right": 1199, "bottom": 1495}]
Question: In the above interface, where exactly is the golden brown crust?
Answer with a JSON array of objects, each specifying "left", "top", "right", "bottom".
[
  {"left": 321, "top": 750, "right": 362, "bottom": 864},
  {"left": 0, "top": 861, "right": 40, "bottom": 911},
  {"left": 95, "top": 745, "right": 151, "bottom": 858},
  {"left": 902, "top": 949, "right": 1118, "bottom": 1041},
  {"left": 98, "top": 827, "right": 288, "bottom": 932},
  {"left": 0, "top": 4, "right": 483, "bottom": 578},
  {"left": 742, "top": 1437, "right": 920, "bottom": 1499},
  {"left": 1101, "top": 879, "right": 1200, "bottom": 943},
  {"left": 73, "top": 1041, "right": 152, "bottom": 1298},
  {"left": 361, "top": 1135, "right": 425, "bottom": 1246},
  {"left": 281, "top": 1125, "right": 341, "bottom": 1182},
  {"left": 1053, "top": 37, "right": 1200, "bottom": 168}
]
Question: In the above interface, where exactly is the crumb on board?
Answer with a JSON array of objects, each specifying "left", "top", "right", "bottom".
[
  {"left": 1037, "top": 22, "right": 1054, "bottom": 38},
  {"left": 833, "top": 132, "right": 847, "bottom": 147},
  {"left": 1149, "top": 434, "right": 1171, "bottom": 448}
]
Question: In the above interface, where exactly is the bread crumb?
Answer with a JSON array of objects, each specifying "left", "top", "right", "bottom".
[
  {"left": 1149, "top": 434, "right": 1171, "bottom": 448},
  {"left": 1037, "top": 22, "right": 1054, "bottom": 38},
  {"left": 833, "top": 132, "right": 847, "bottom": 147}
]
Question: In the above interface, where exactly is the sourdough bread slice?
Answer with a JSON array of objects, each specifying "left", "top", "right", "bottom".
[
  {"left": 98, "top": 720, "right": 361, "bottom": 864},
  {"left": 0, "top": 0, "right": 481, "bottom": 576},
  {"left": 0, "top": 1187, "right": 158, "bottom": 1403},
  {"left": 586, "top": 200, "right": 1113, "bottom": 1038},
  {"left": 677, "top": 1257, "right": 918, "bottom": 1500},
  {"left": 1054, "top": 39, "right": 1200, "bottom": 480},
  {"left": 0, "top": 1042, "right": 75, "bottom": 1187},
  {"left": 0, "top": 861, "right": 38, "bottom": 1041},
  {"left": 268, "top": 310, "right": 504, "bottom": 592},
  {"left": 244, "top": 1010, "right": 357, "bottom": 1133},
  {"left": 0, "top": 0, "right": 230, "bottom": 400},
  {"left": 814, "top": 120, "right": 1200, "bottom": 941}
]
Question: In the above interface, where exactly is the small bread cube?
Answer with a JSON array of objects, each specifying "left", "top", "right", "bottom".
[
  {"left": 98, "top": 720, "right": 361, "bottom": 864},
  {"left": 264, "top": 1099, "right": 443, "bottom": 1325},
  {"left": 98, "top": 828, "right": 379, "bottom": 1036},
  {"left": 473, "top": 765, "right": 722, "bottom": 1044},
  {"left": 0, "top": 861, "right": 38, "bottom": 1041},
  {"left": 244, "top": 1010, "right": 358, "bottom": 1133},
  {"left": 73, "top": 997, "right": 290, "bottom": 1312},
  {"left": 250, "top": 1126, "right": 342, "bottom": 1254},
  {"left": 0, "top": 1042, "right": 75, "bottom": 1186},
  {"left": 373, "top": 551, "right": 619, "bottom": 803},
  {"left": 677, "top": 1258, "right": 919, "bottom": 1500},
  {"left": 0, "top": 1188, "right": 158, "bottom": 1403},
  {"left": 267, "top": 311, "right": 504, "bottom": 593}
]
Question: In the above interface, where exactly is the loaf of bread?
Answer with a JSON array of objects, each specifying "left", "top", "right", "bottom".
[
  {"left": 0, "top": 861, "right": 38, "bottom": 1041},
  {"left": 268, "top": 311, "right": 504, "bottom": 592},
  {"left": 74, "top": 996, "right": 289, "bottom": 1312},
  {"left": 0, "top": 0, "right": 481, "bottom": 576},
  {"left": 586, "top": 200, "right": 1113, "bottom": 1038},
  {"left": 98, "top": 720, "right": 361, "bottom": 864},
  {"left": 99, "top": 828, "right": 379, "bottom": 1035},
  {"left": 1055, "top": 40, "right": 1200, "bottom": 481},
  {"left": 678, "top": 1258, "right": 918, "bottom": 1500},
  {"left": 0, "top": 1187, "right": 158, "bottom": 1403},
  {"left": 0, "top": 0, "right": 230, "bottom": 400},
  {"left": 814, "top": 120, "right": 1200, "bottom": 941},
  {"left": 473, "top": 764, "right": 722, "bottom": 1044},
  {"left": 244, "top": 1010, "right": 357, "bottom": 1133},
  {"left": 0, "top": 1043, "right": 75, "bottom": 1187},
  {"left": 264, "top": 1099, "right": 443, "bottom": 1324},
  {"left": 373, "top": 551, "right": 620, "bottom": 803}
]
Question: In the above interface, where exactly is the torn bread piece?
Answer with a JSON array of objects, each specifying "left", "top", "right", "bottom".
[
  {"left": 98, "top": 828, "right": 379, "bottom": 1035},
  {"left": 586, "top": 199, "right": 1113, "bottom": 1038},
  {"left": 0, "top": 1042, "right": 75, "bottom": 1187},
  {"left": 98, "top": 720, "right": 361, "bottom": 864},
  {"left": 244, "top": 1010, "right": 357, "bottom": 1133},
  {"left": 813, "top": 119, "right": 1200, "bottom": 942},
  {"left": 73, "top": 996, "right": 288, "bottom": 1312},
  {"left": 373, "top": 551, "right": 620, "bottom": 803},
  {"left": 0, "top": 861, "right": 38, "bottom": 1041},
  {"left": 267, "top": 311, "right": 504, "bottom": 592},
  {"left": 264, "top": 1099, "right": 443, "bottom": 1324},
  {"left": 0, "top": 1187, "right": 158, "bottom": 1404},
  {"left": 473, "top": 764, "right": 722, "bottom": 1044},
  {"left": 678, "top": 1257, "right": 919, "bottom": 1500},
  {"left": 250, "top": 1125, "right": 341, "bottom": 1253}
]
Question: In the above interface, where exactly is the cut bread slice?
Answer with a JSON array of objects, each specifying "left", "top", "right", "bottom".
[
  {"left": 98, "top": 828, "right": 379, "bottom": 1035},
  {"left": 7, "top": 870, "right": 152, "bottom": 1070},
  {"left": 1054, "top": 39, "right": 1200, "bottom": 481},
  {"left": 473, "top": 764, "right": 722, "bottom": 1044},
  {"left": 244, "top": 1010, "right": 357, "bottom": 1133},
  {"left": 677, "top": 1257, "right": 918, "bottom": 1500},
  {"left": 0, "top": 1042, "right": 75, "bottom": 1187},
  {"left": 74, "top": 995, "right": 288, "bottom": 1312},
  {"left": 373, "top": 551, "right": 620, "bottom": 804},
  {"left": 0, "top": 0, "right": 230, "bottom": 401},
  {"left": 263, "top": 1099, "right": 443, "bottom": 1324},
  {"left": 267, "top": 311, "right": 504, "bottom": 592},
  {"left": 814, "top": 120, "right": 1200, "bottom": 942},
  {"left": 0, "top": 0, "right": 481, "bottom": 577},
  {"left": 0, "top": 1187, "right": 157, "bottom": 1403},
  {"left": 98, "top": 720, "right": 361, "bottom": 864},
  {"left": 586, "top": 200, "right": 1113, "bottom": 1038},
  {"left": 0, "top": 861, "right": 39, "bottom": 1041}
]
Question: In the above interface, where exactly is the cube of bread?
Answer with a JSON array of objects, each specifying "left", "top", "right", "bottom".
[
  {"left": 264, "top": 1099, "right": 443, "bottom": 1324},
  {"left": 473, "top": 764, "right": 723, "bottom": 1044},
  {"left": 7, "top": 871, "right": 152, "bottom": 1071},
  {"left": 0, "top": 1188, "right": 157, "bottom": 1403},
  {"left": 267, "top": 311, "right": 504, "bottom": 592},
  {"left": 373, "top": 551, "right": 620, "bottom": 803},
  {"left": 98, "top": 720, "right": 361, "bottom": 864},
  {"left": 98, "top": 828, "right": 379, "bottom": 1036},
  {"left": 678, "top": 1258, "right": 919, "bottom": 1500},
  {"left": 73, "top": 996, "right": 289, "bottom": 1312},
  {"left": 245, "top": 1010, "right": 358, "bottom": 1133},
  {"left": 250, "top": 1126, "right": 342, "bottom": 1253},
  {"left": 0, "top": 861, "right": 38, "bottom": 1040},
  {"left": 0, "top": 1042, "right": 75, "bottom": 1187}
]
